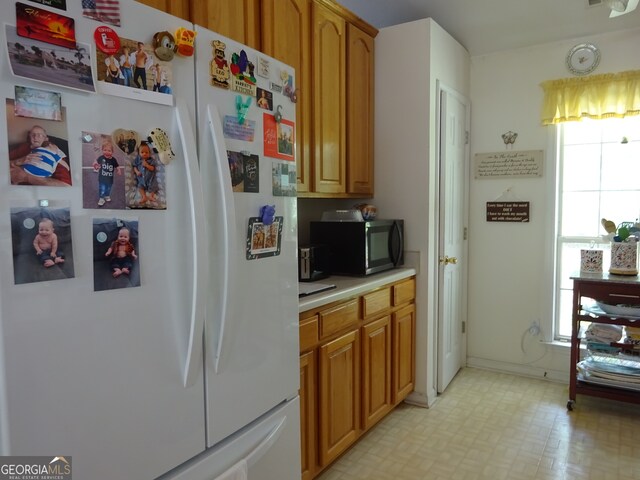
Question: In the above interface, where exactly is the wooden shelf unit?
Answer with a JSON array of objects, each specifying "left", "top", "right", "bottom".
[{"left": 569, "top": 274, "right": 640, "bottom": 409}]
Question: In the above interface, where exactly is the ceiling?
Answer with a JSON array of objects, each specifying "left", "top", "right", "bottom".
[{"left": 336, "top": 0, "right": 640, "bottom": 56}]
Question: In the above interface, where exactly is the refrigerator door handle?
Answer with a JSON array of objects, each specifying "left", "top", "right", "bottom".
[
  {"left": 176, "top": 98, "right": 207, "bottom": 387},
  {"left": 246, "top": 417, "right": 287, "bottom": 468},
  {"left": 206, "top": 105, "right": 236, "bottom": 374}
]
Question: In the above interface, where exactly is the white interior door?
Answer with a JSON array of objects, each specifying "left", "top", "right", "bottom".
[{"left": 437, "top": 87, "right": 469, "bottom": 392}]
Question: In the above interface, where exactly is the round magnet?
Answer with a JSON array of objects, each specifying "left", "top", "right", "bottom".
[
  {"left": 94, "top": 26, "right": 121, "bottom": 55},
  {"left": 153, "top": 31, "right": 177, "bottom": 61}
]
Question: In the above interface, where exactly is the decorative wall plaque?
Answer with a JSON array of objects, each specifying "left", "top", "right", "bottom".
[{"left": 474, "top": 150, "right": 543, "bottom": 179}]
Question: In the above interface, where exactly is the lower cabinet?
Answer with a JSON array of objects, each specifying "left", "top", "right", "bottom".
[
  {"left": 393, "top": 304, "right": 416, "bottom": 404},
  {"left": 299, "top": 276, "right": 416, "bottom": 479},
  {"left": 361, "top": 315, "right": 392, "bottom": 429},
  {"left": 299, "top": 351, "right": 316, "bottom": 480},
  {"left": 319, "top": 329, "right": 360, "bottom": 465}
]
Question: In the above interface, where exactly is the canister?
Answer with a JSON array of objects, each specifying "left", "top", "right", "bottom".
[
  {"left": 580, "top": 249, "right": 603, "bottom": 273},
  {"left": 609, "top": 242, "right": 638, "bottom": 276}
]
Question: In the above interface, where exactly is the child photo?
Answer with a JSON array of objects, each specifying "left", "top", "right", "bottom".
[
  {"left": 6, "top": 98, "right": 72, "bottom": 186},
  {"left": 93, "top": 218, "right": 140, "bottom": 291},
  {"left": 82, "top": 131, "right": 126, "bottom": 209},
  {"left": 10, "top": 206, "right": 75, "bottom": 285},
  {"left": 6, "top": 24, "right": 94, "bottom": 93},
  {"left": 126, "top": 140, "right": 167, "bottom": 209}
]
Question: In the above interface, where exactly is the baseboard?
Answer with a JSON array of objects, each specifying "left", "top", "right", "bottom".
[
  {"left": 466, "top": 357, "right": 569, "bottom": 384},
  {"left": 404, "top": 391, "right": 433, "bottom": 408}
]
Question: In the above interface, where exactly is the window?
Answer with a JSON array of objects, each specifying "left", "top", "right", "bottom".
[{"left": 554, "top": 116, "right": 640, "bottom": 339}]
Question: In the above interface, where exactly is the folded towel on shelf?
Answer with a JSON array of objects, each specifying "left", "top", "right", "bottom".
[{"left": 585, "top": 324, "right": 623, "bottom": 343}]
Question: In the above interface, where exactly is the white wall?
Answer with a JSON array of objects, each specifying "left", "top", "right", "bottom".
[
  {"left": 374, "top": 18, "right": 470, "bottom": 406},
  {"left": 468, "top": 27, "right": 640, "bottom": 380}
]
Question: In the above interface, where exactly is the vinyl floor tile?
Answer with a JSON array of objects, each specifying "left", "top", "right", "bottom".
[{"left": 316, "top": 368, "right": 640, "bottom": 480}]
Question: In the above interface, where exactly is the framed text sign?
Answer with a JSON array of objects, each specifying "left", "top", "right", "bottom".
[
  {"left": 474, "top": 150, "right": 543, "bottom": 179},
  {"left": 486, "top": 202, "right": 530, "bottom": 222}
]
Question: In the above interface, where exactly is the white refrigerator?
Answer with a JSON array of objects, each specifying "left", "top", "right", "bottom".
[{"left": 0, "top": 2, "right": 300, "bottom": 479}]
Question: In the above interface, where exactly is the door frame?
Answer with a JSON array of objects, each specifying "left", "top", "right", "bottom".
[{"left": 435, "top": 82, "right": 470, "bottom": 393}]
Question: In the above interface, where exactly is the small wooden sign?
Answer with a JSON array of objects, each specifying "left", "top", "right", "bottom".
[{"left": 486, "top": 202, "right": 530, "bottom": 222}]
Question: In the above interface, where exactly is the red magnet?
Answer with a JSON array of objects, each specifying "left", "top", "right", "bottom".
[{"left": 94, "top": 26, "right": 120, "bottom": 55}]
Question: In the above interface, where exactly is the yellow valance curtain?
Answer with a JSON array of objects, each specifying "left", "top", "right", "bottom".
[{"left": 540, "top": 70, "right": 640, "bottom": 125}]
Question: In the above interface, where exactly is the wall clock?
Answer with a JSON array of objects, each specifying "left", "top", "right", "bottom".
[{"left": 566, "top": 43, "right": 600, "bottom": 76}]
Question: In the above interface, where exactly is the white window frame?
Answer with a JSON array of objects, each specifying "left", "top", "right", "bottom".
[{"left": 549, "top": 117, "right": 640, "bottom": 341}]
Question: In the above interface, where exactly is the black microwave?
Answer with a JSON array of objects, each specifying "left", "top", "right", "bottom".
[{"left": 309, "top": 220, "right": 404, "bottom": 276}]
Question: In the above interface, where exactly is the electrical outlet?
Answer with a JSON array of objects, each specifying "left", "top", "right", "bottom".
[{"left": 528, "top": 320, "right": 540, "bottom": 336}]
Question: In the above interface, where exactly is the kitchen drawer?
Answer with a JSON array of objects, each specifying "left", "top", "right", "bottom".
[
  {"left": 362, "top": 287, "right": 391, "bottom": 319},
  {"left": 393, "top": 278, "right": 415, "bottom": 306},
  {"left": 300, "top": 315, "right": 319, "bottom": 352},
  {"left": 319, "top": 299, "right": 358, "bottom": 338}
]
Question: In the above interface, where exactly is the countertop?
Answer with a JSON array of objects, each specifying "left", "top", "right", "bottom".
[
  {"left": 571, "top": 272, "right": 640, "bottom": 285},
  {"left": 299, "top": 267, "right": 417, "bottom": 312}
]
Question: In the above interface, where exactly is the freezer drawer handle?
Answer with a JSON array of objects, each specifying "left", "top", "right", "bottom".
[{"left": 246, "top": 417, "right": 287, "bottom": 467}]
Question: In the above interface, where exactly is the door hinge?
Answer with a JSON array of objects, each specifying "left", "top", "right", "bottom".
[
  {"left": 465, "top": 131, "right": 469, "bottom": 145},
  {"left": 463, "top": 227, "right": 468, "bottom": 240},
  {"left": 462, "top": 321, "right": 466, "bottom": 334}
]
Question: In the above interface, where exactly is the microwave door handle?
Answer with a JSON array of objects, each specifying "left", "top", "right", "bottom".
[{"left": 391, "top": 221, "right": 403, "bottom": 266}]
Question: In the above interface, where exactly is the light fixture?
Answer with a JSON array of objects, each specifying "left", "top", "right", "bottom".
[{"left": 604, "top": 0, "right": 628, "bottom": 11}]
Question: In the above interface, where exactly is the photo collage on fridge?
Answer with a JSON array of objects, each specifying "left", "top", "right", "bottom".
[
  {"left": 5, "top": 0, "right": 185, "bottom": 292},
  {"left": 211, "top": 37, "right": 298, "bottom": 260},
  {"left": 4, "top": 0, "right": 299, "bottom": 290}
]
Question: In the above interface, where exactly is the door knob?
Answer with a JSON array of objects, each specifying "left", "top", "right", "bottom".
[{"left": 439, "top": 256, "right": 458, "bottom": 265}]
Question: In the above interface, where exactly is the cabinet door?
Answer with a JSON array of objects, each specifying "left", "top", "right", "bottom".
[
  {"left": 319, "top": 329, "right": 359, "bottom": 466},
  {"left": 299, "top": 350, "right": 317, "bottom": 480},
  {"left": 262, "top": 0, "right": 312, "bottom": 193},
  {"left": 361, "top": 316, "right": 392, "bottom": 430},
  {"left": 346, "top": 23, "right": 374, "bottom": 195},
  {"left": 392, "top": 304, "right": 415, "bottom": 404},
  {"left": 137, "top": 0, "right": 190, "bottom": 19},
  {"left": 312, "top": 2, "right": 346, "bottom": 194},
  {"left": 190, "top": 0, "right": 260, "bottom": 49}
]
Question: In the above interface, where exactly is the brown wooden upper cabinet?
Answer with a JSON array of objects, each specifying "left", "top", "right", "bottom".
[
  {"left": 312, "top": 2, "right": 347, "bottom": 195},
  {"left": 136, "top": 0, "right": 377, "bottom": 198},
  {"left": 190, "top": 0, "right": 260, "bottom": 49},
  {"left": 136, "top": 0, "right": 190, "bottom": 20},
  {"left": 346, "top": 23, "right": 374, "bottom": 196},
  {"left": 261, "top": 0, "right": 313, "bottom": 193}
]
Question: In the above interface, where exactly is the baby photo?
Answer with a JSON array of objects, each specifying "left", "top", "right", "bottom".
[
  {"left": 125, "top": 140, "right": 167, "bottom": 209},
  {"left": 93, "top": 218, "right": 140, "bottom": 291},
  {"left": 10, "top": 206, "right": 75, "bottom": 285},
  {"left": 6, "top": 98, "right": 72, "bottom": 186}
]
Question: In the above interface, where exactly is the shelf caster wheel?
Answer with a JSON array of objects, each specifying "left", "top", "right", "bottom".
[{"left": 567, "top": 400, "right": 574, "bottom": 411}]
